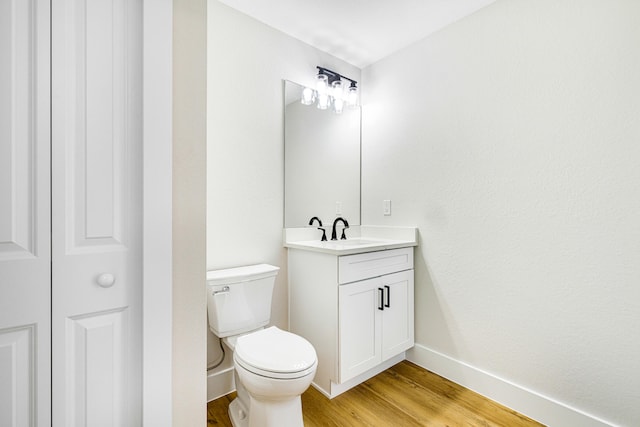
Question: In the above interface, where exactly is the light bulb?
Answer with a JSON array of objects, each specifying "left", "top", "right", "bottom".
[
  {"left": 331, "top": 80, "right": 344, "bottom": 100},
  {"left": 347, "top": 85, "right": 358, "bottom": 107},
  {"left": 317, "top": 93, "right": 329, "bottom": 110},
  {"left": 316, "top": 74, "right": 328, "bottom": 96},
  {"left": 301, "top": 87, "right": 315, "bottom": 105}
]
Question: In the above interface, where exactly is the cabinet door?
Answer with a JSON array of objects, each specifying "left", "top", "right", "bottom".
[
  {"left": 338, "top": 277, "right": 382, "bottom": 382},
  {"left": 381, "top": 270, "right": 414, "bottom": 360}
]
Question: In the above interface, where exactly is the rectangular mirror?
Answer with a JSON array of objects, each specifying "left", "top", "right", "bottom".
[{"left": 284, "top": 80, "right": 361, "bottom": 228}]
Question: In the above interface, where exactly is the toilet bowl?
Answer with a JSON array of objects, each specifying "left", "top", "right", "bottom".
[
  {"left": 206, "top": 264, "right": 318, "bottom": 427},
  {"left": 227, "top": 326, "right": 317, "bottom": 427}
]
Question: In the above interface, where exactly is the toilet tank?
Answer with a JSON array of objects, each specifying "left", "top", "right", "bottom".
[{"left": 206, "top": 264, "right": 279, "bottom": 338}]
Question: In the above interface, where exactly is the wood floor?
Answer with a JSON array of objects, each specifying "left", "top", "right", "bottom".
[{"left": 207, "top": 361, "right": 545, "bottom": 426}]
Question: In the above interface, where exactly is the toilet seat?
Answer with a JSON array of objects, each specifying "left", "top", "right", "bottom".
[{"left": 235, "top": 326, "right": 317, "bottom": 380}]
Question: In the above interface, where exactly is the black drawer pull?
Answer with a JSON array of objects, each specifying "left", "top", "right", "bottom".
[
  {"left": 378, "top": 288, "right": 384, "bottom": 310},
  {"left": 384, "top": 285, "right": 390, "bottom": 308}
]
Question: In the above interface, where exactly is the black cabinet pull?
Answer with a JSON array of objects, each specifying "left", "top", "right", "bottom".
[
  {"left": 384, "top": 285, "right": 390, "bottom": 308},
  {"left": 378, "top": 288, "right": 384, "bottom": 310}
]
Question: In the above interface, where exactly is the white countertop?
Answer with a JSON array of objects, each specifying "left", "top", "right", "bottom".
[{"left": 283, "top": 225, "right": 418, "bottom": 255}]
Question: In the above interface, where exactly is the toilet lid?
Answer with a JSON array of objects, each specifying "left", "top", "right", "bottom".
[{"left": 235, "top": 326, "right": 317, "bottom": 379}]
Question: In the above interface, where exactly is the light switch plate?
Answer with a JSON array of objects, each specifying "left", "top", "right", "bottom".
[{"left": 383, "top": 200, "right": 391, "bottom": 216}]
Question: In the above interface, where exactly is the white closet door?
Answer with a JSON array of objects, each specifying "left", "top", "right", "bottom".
[
  {"left": 51, "top": 0, "right": 143, "bottom": 425},
  {"left": 0, "top": 0, "right": 51, "bottom": 426}
]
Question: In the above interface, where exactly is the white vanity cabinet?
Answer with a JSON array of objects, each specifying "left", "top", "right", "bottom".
[{"left": 288, "top": 246, "right": 414, "bottom": 398}]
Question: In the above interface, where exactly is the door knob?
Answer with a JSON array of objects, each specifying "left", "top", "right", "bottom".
[{"left": 97, "top": 273, "right": 116, "bottom": 288}]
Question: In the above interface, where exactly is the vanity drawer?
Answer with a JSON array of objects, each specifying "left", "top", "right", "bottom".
[{"left": 338, "top": 247, "right": 413, "bottom": 284}]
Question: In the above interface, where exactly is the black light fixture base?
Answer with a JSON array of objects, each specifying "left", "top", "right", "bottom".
[{"left": 316, "top": 66, "right": 357, "bottom": 87}]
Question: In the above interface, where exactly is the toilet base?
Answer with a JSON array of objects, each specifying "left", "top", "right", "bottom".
[
  {"left": 228, "top": 398, "right": 248, "bottom": 427},
  {"left": 228, "top": 394, "right": 304, "bottom": 427}
]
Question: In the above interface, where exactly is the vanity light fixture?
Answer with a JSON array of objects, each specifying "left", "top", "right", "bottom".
[{"left": 300, "top": 66, "right": 358, "bottom": 114}]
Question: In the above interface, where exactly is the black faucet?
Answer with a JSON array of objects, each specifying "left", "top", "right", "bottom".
[
  {"left": 308, "top": 216, "right": 327, "bottom": 241},
  {"left": 331, "top": 217, "right": 349, "bottom": 240}
]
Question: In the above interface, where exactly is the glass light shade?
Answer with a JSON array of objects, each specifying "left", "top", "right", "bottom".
[
  {"left": 347, "top": 85, "right": 358, "bottom": 107},
  {"left": 317, "top": 93, "right": 329, "bottom": 110},
  {"left": 333, "top": 97, "right": 345, "bottom": 114},
  {"left": 331, "top": 80, "right": 344, "bottom": 100},
  {"left": 301, "top": 87, "right": 315, "bottom": 105},
  {"left": 316, "top": 74, "right": 328, "bottom": 95}
]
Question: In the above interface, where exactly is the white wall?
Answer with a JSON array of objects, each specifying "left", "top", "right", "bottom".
[
  {"left": 362, "top": 1, "right": 640, "bottom": 426},
  {"left": 206, "top": 0, "right": 359, "bottom": 367},
  {"left": 173, "top": 0, "right": 207, "bottom": 425}
]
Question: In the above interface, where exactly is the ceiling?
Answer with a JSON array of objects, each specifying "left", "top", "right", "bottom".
[{"left": 218, "top": 0, "right": 496, "bottom": 68}]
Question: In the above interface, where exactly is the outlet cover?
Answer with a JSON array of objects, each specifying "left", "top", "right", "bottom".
[{"left": 383, "top": 200, "right": 391, "bottom": 216}]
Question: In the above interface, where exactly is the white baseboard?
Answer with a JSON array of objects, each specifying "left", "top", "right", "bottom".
[
  {"left": 407, "top": 344, "right": 615, "bottom": 427},
  {"left": 207, "top": 366, "right": 235, "bottom": 402},
  {"left": 207, "top": 345, "right": 235, "bottom": 402}
]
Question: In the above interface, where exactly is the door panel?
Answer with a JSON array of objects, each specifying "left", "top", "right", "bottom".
[
  {"left": 57, "top": 0, "right": 128, "bottom": 253},
  {"left": 66, "top": 309, "right": 128, "bottom": 426},
  {"left": 0, "top": 0, "right": 51, "bottom": 425},
  {"left": 0, "top": 326, "right": 36, "bottom": 427},
  {"left": 52, "top": 0, "right": 142, "bottom": 424}
]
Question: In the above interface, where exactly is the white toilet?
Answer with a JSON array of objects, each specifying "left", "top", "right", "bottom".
[{"left": 207, "top": 264, "right": 318, "bottom": 427}]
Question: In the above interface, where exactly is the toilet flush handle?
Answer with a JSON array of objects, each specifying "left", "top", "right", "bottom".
[{"left": 213, "top": 286, "right": 230, "bottom": 295}]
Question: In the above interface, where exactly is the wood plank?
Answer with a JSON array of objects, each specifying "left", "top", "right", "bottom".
[
  {"left": 207, "top": 361, "right": 545, "bottom": 426},
  {"left": 207, "top": 393, "right": 234, "bottom": 427},
  {"left": 391, "top": 361, "right": 540, "bottom": 427}
]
